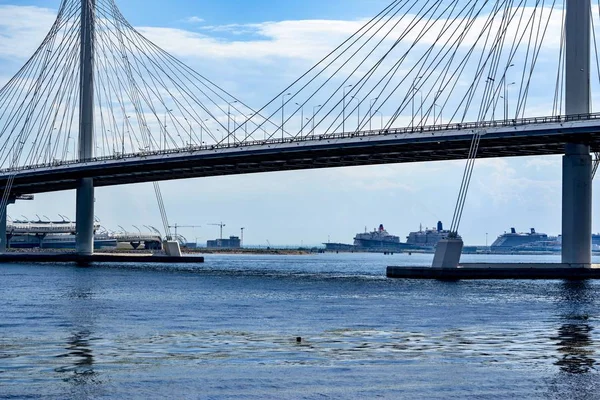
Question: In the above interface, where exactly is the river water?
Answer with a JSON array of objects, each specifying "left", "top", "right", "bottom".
[{"left": 2, "top": 253, "right": 600, "bottom": 399}]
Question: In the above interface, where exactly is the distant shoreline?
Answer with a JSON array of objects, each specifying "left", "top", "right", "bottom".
[
  {"left": 7, "top": 247, "right": 600, "bottom": 257},
  {"left": 184, "top": 248, "right": 314, "bottom": 255},
  {"left": 4, "top": 247, "right": 314, "bottom": 256}
]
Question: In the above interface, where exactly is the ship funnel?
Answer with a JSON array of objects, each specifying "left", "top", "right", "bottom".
[
  {"left": 437, "top": 221, "right": 443, "bottom": 232},
  {"left": 379, "top": 224, "right": 384, "bottom": 232},
  {"left": 511, "top": 227, "right": 516, "bottom": 234},
  {"left": 530, "top": 228, "right": 535, "bottom": 234}
]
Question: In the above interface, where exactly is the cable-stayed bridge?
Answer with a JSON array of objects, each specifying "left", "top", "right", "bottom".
[
  {"left": 0, "top": 0, "right": 599, "bottom": 267},
  {"left": 2, "top": 113, "right": 600, "bottom": 194}
]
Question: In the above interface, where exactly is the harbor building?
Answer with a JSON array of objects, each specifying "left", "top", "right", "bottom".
[{"left": 207, "top": 236, "right": 241, "bottom": 249}]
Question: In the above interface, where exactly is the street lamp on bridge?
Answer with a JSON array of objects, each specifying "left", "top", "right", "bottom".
[
  {"left": 504, "top": 81, "right": 516, "bottom": 122},
  {"left": 342, "top": 84, "right": 353, "bottom": 133},
  {"left": 122, "top": 115, "right": 130, "bottom": 156},
  {"left": 295, "top": 103, "right": 305, "bottom": 136},
  {"left": 245, "top": 113, "right": 254, "bottom": 140},
  {"left": 281, "top": 93, "right": 292, "bottom": 140},
  {"left": 184, "top": 117, "right": 193, "bottom": 147},
  {"left": 375, "top": 110, "right": 383, "bottom": 130},
  {"left": 433, "top": 90, "right": 443, "bottom": 126},
  {"left": 351, "top": 95, "right": 360, "bottom": 131},
  {"left": 232, "top": 115, "right": 237, "bottom": 143},
  {"left": 369, "top": 98, "right": 378, "bottom": 131},
  {"left": 411, "top": 76, "right": 423, "bottom": 129},
  {"left": 200, "top": 118, "right": 209, "bottom": 147},
  {"left": 227, "top": 100, "right": 238, "bottom": 146},
  {"left": 163, "top": 109, "right": 172, "bottom": 151},
  {"left": 312, "top": 104, "right": 322, "bottom": 136},
  {"left": 412, "top": 88, "right": 423, "bottom": 129}
]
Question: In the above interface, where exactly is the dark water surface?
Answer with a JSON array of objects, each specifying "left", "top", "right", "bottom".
[{"left": 2, "top": 253, "right": 600, "bottom": 399}]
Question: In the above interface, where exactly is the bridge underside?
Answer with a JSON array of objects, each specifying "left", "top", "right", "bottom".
[{"left": 1, "top": 125, "right": 599, "bottom": 195}]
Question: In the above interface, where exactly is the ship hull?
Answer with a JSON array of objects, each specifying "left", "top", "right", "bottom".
[{"left": 354, "top": 239, "right": 413, "bottom": 250}]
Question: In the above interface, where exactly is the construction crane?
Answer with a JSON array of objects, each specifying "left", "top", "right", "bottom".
[
  {"left": 168, "top": 223, "right": 201, "bottom": 238},
  {"left": 208, "top": 222, "right": 226, "bottom": 239}
]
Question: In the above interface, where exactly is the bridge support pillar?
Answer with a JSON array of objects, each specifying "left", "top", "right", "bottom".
[
  {"left": 0, "top": 197, "right": 16, "bottom": 253},
  {"left": 76, "top": 178, "right": 95, "bottom": 256},
  {"left": 163, "top": 240, "right": 182, "bottom": 257},
  {"left": 562, "top": 0, "right": 592, "bottom": 266},
  {"left": 75, "top": 0, "right": 95, "bottom": 256},
  {"left": 0, "top": 205, "right": 6, "bottom": 253},
  {"left": 0, "top": 200, "right": 9, "bottom": 253},
  {"left": 562, "top": 146, "right": 592, "bottom": 266},
  {"left": 432, "top": 238, "right": 463, "bottom": 269}
]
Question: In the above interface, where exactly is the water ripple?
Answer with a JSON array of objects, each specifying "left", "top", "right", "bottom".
[{"left": 3, "top": 254, "right": 600, "bottom": 398}]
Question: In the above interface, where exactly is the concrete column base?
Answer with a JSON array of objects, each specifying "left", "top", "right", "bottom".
[
  {"left": 562, "top": 145, "right": 592, "bottom": 265},
  {"left": 76, "top": 178, "right": 95, "bottom": 256},
  {"left": 0, "top": 197, "right": 15, "bottom": 253},
  {"left": 0, "top": 200, "right": 8, "bottom": 253},
  {"left": 432, "top": 238, "right": 464, "bottom": 269},
  {"left": 163, "top": 241, "right": 182, "bottom": 257}
]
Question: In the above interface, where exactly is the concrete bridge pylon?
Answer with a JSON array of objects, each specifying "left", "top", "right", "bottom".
[
  {"left": 562, "top": 0, "right": 592, "bottom": 266},
  {"left": 75, "top": 0, "right": 96, "bottom": 256}
]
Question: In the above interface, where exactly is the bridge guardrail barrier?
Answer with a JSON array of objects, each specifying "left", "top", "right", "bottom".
[{"left": 1, "top": 112, "right": 598, "bottom": 175}]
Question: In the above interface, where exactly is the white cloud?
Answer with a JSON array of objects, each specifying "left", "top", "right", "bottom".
[
  {"left": 0, "top": 5, "right": 55, "bottom": 59},
  {"left": 135, "top": 6, "right": 565, "bottom": 64},
  {"left": 137, "top": 19, "right": 348, "bottom": 62},
  {"left": 185, "top": 16, "right": 205, "bottom": 24},
  {"left": 525, "top": 157, "right": 560, "bottom": 170},
  {"left": 474, "top": 158, "right": 560, "bottom": 207}
]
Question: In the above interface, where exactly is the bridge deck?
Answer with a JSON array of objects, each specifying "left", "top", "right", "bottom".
[{"left": 2, "top": 115, "right": 600, "bottom": 194}]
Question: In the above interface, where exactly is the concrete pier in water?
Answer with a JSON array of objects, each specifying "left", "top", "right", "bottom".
[
  {"left": 0, "top": 252, "right": 204, "bottom": 266},
  {"left": 387, "top": 264, "right": 600, "bottom": 280}
]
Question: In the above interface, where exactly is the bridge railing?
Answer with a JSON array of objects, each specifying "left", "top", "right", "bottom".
[{"left": 2, "top": 112, "right": 599, "bottom": 175}]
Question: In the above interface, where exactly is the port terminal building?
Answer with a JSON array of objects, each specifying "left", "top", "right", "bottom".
[{"left": 207, "top": 236, "right": 241, "bottom": 249}]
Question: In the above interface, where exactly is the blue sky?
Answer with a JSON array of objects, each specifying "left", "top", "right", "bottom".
[
  {"left": 5, "top": 0, "right": 390, "bottom": 24},
  {"left": 116, "top": 0, "right": 389, "bottom": 25},
  {"left": 0, "top": 0, "right": 595, "bottom": 246}
]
